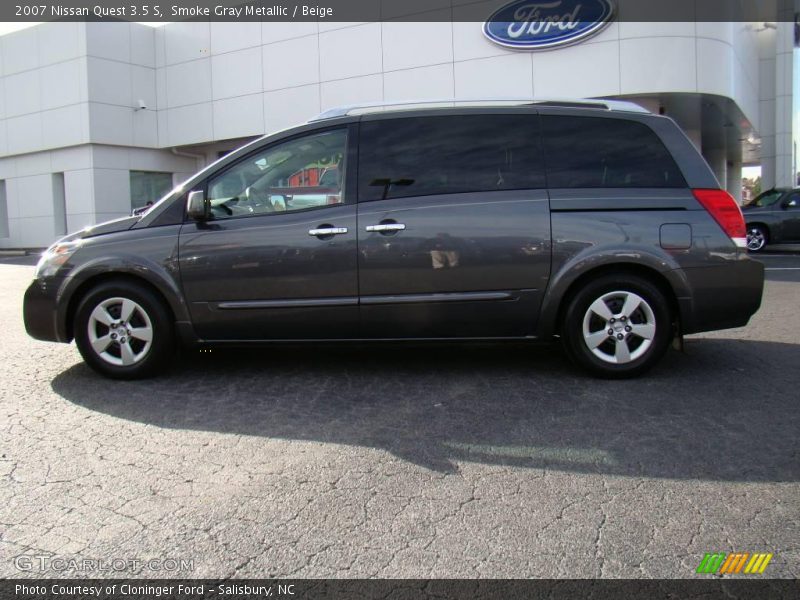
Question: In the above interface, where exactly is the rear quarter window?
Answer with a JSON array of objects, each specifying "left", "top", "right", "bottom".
[{"left": 541, "top": 115, "right": 686, "bottom": 188}]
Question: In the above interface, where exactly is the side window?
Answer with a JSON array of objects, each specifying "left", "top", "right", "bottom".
[
  {"left": 541, "top": 116, "right": 686, "bottom": 188},
  {"left": 749, "top": 190, "right": 783, "bottom": 208},
  {"left": 207, "top": 129, "right": 347, "bottom": 219},
  {"left": 785, "top": 192, "right": 800, "bottom": 208},
  {"left": 358, "top": 115, "right": 545, "bottom": 202}
]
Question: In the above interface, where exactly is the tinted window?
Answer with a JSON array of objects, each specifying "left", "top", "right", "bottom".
[
  {"left": 207, "top": 129, "right": 346, "bottom": 220},
  {"left": 747, "top": 190, "right": 783, "bottom": 207},
  {"left": 358, "top": 115, "right": 545, "bottom": 201},
  {"left": 541, "top": 116, "right": 685, "bottom": 188}
]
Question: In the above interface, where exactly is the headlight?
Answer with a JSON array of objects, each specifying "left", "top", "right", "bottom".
[{"left": 34, "top": 240, "right": 82, "bottom": 278}]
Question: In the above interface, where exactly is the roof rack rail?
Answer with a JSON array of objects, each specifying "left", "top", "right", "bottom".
[{"left": 310, "top": 97, "right": 650, "bottom": 121}]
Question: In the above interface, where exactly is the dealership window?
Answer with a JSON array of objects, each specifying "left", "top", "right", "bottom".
[
  {"left": 540, "top": 116, "right": 685, "bottom": 188},
  {"left": 358, "top": 115, "right": 545, "bottom": 202},
  {"left": 206, "top": 129, "right": 346, "bottom": 219},
  {"left": 52, "top": 173, "right": 66, "bottom": 236},
  {"left": 130, "top": 171, "right": 173, "bottom": 211},
  {"left": 0, "top": 180, "right": 8, "bottom": 238}
]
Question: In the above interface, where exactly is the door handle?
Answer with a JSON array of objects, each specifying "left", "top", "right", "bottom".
[
  {"left": 308, "top": 227, "right": 348, "bottom": 236},
  {"left": 366, "top": 223, "right": 406, "bottom": 233}
]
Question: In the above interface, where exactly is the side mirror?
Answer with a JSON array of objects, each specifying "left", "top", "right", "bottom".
[{"left": 186, "top": 190, "right": 209, "bottom": 221}]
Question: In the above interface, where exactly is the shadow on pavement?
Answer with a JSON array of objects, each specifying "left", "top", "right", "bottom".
[{"left": 52, "top": 339, "right": 800, "bottom": 481}]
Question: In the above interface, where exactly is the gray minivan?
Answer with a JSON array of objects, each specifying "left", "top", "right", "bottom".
[{"left": 23, "top": 100, "right": 764, "bottom": 379}]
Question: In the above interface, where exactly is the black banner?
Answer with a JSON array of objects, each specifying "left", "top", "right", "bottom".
[
  {"left": 3, "top": 0, "right": 800, "bottom": 23},
  {"left": 1, "top": 580, "right": 799, "bottom": 600}
]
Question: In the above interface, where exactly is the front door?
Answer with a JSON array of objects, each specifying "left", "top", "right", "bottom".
[
  {"left": 178, "top": 127, "right": 359, "bottom": 340},
  {"left": 780, "top": 191, "right": 800, "bottom": 241},
  {"left": 355, "top": 113, "right": 552, "bottom": 338}
]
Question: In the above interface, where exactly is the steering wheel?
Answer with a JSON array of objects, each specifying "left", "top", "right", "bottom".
[
  {"left": 210, "top": 202, "right": 233, "bottom": 217},
  {"left": 245, "top": 187, "right": 273, "bottom": 213}
]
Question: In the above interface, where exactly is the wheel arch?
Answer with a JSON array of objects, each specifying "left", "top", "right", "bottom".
[
  {"left": 557, "top": 264, "right": 679, "bottom": 331},
  {"left": 537, "top": 259, "right": 685, "bottom": 339},
  {"left": 61, "top": 270, "right": 183, "bottom": 342}
]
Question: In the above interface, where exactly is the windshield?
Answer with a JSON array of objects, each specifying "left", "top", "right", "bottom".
[{"left": 746, "top": 190, "right": 783, "bottom": 207}]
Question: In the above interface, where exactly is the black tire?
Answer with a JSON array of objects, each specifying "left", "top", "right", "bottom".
[
  {"left": 746, "top": 225, "right": 768, "bottom": 253},
  {"left": 560, "top": 274, "right": 673, "bottom": 379},
  {"left": 74, "top": 280, "right": 175, "bottom": 379}
]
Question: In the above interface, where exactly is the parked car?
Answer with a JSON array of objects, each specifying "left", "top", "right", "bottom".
[
  {"left": 743, "top": 187, "right": 800, "bottom": 252},
  {"left": 23, "top": 99, "right": 764, "bottom": 379}
]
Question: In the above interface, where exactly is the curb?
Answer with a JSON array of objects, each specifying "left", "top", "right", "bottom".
[
  {"left": 0, "top": 248, "right": 45, "bottom": 257},
  {"left": 761, "top": 245, "right": 800, "bottom": 254}
]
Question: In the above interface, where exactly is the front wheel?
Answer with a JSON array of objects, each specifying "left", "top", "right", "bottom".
[
  {"left": 74, "top": 281, "right": 175, "bottom": 379},
  {"left": 561, "top": 275, "right": 673, "bottom": 378}
]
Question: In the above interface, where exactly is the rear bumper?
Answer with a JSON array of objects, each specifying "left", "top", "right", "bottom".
[
  {"left": 678, "top": 258, "right": 765, "bottom": 335},
  {"left": 23, "top": 277, "right": 69, "bottom": 343}
]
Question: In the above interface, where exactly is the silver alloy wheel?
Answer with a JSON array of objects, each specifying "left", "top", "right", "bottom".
[
  {"left": 87, "top": 297, "right": 153, "bottom": 366},
  {"left": 581, "top": 290, "right": 656, "bottom": 365},
  {"left": 747, "top": 227, "right": 766, "bottom": 251}
]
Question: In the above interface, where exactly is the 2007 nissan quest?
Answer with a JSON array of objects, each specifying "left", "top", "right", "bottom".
[{"left": 23, "top": 99, "right": 764, "bottom": 379}]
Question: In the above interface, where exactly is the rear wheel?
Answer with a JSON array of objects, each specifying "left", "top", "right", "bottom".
[
  {"left": 746, "top": 225, "right": 768, "bottom": 252},
  {"left": 561, "top": 274, "right": 672, "bottom": 378},
  {"left": 74, "top": 281, "right": 174, "bottom": 379}
]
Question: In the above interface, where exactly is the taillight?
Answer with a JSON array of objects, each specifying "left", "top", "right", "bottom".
[{"left": 692, "top": 188, "right": 747, "bottom": 248}]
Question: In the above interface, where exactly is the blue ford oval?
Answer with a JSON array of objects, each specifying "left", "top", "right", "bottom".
[{"left": 483, "top": 0, "right": 615, "bottom": 50}]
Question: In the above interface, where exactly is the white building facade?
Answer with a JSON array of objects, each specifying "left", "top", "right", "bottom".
[{"left": 0, "top": 18, "right": 796, "bottom": 248}]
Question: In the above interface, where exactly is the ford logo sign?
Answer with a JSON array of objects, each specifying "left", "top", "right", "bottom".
[{"left": 483, "top": 0, "right": 615, "bottom": 50}]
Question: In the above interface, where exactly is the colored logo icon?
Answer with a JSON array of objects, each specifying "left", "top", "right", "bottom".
[{"left": 696, "top": 552, "right": 774, "bottom": 574}]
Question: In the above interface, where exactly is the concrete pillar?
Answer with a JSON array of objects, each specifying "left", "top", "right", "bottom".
[
  {"left": 756, "top": 16, "right": 778, "bottom": 189},
  {"left": 704, "top": 146, "right": 728, "bottom": 189},
  {"left": 761, "top": 155, "right": 776, "bottom": 190},
  {"left": 772, "top": 19, "right": 794, "bottom": 187},
  {"left": 726, "top": 159, "right": 743, "bottom": 203}
]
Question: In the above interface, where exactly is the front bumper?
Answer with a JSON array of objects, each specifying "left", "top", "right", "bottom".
[{"left": 23, "top": 277, "right": 69, "bottom": 343}]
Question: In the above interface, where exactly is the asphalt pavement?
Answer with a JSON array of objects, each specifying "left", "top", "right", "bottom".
[{"left": 1, "top": 253, "right": 798, "bottom": 579}]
